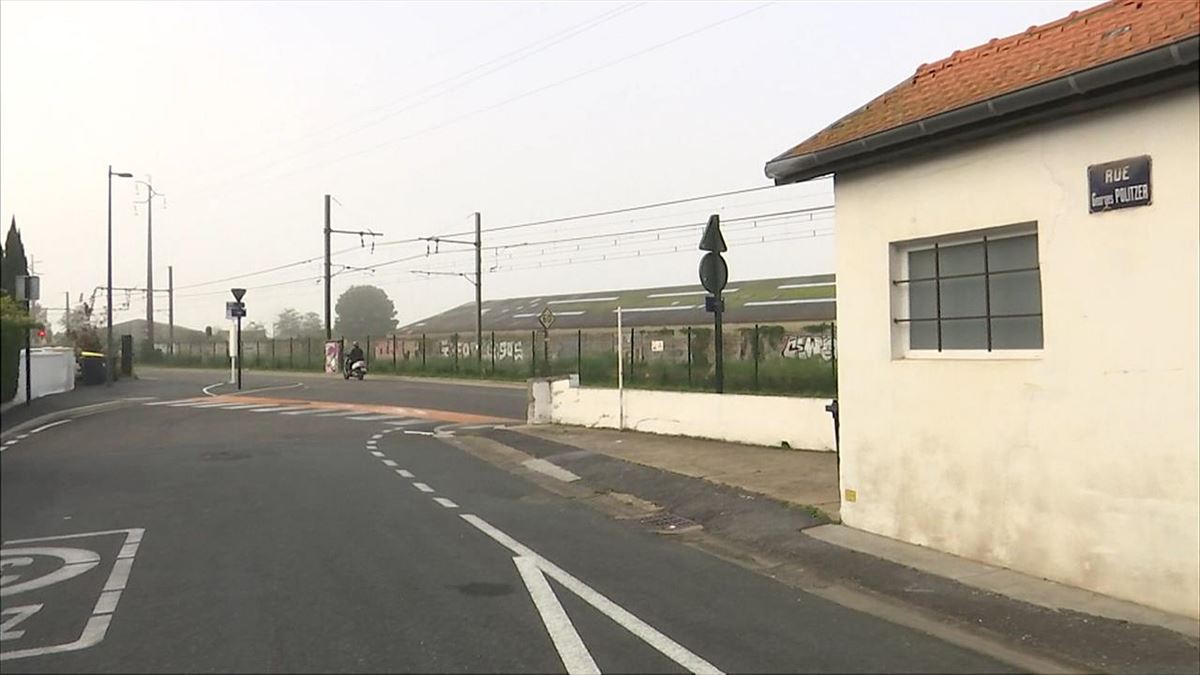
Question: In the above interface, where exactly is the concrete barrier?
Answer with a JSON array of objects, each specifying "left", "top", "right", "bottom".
[
  {"left": 12, "top": 348, "right": 76, "bottom": 404},
  {"left": 529, "top": 377, "right": 836, "bottom": 451}
]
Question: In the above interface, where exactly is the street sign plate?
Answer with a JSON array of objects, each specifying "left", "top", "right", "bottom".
[
  {"left": 699, "top": 252, "right": 728, "bottom": 294},
  {"left": 230, "top": 287, "right": 247, "bottom": 302},
  {"left": 538, "top": 307, "right": 556, "bottom": 330},
  {"left": 704, "top": 295, "right": 724, "bottom": 313},
  {"left": 226, "top": 301, "right": 246, "bottom": 319}
]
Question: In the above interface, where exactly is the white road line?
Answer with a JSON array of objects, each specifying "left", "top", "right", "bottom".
[
  {"left": 314, "top": 410, "right": 359, "bottom": 417},
  {"left": 413, "top": 482, "right": 436, "bottom": 493},
  {"left": 102, "top": 558, "right": 134, "bottom": 592},
  {"left": 202, "top": 382, "right": 226, "bottom": 396},
  {"left": 386, "top": 419, "right": 423, "bottom": 427},
  {"left": 279, "top": 409, "right": 322, "bottom": 416},
  {"left": 348, "top": 414, "right": 406, "bottom": 421},
  {"left": 117, "top": 542, "right": 139, "bottom": 559},
  {"left": 218, "top": 404, "right": 269, "bottom": 410},
  {"left": 190, "top": 402, "right": 238, "bottom": 408},
  {"left": 433, "top": 497, "right": 460, "bottom": 509},
  {"left": 122, "top": 396, "right": 158, "bottom": 401},
  {"left": 381, "top": 459, "right": 398, "bottom": 467},
  {"left": 15, "top": 434, "right": 29, "bottom": 439},
  {"left": 514, "top": 556, "right": 599, "bottom": 675},
  {"left": 4, "top": 527, "right": 144, "bottom": 545},
  {"left": 371, "top": 434, "right": 384, "bottom": 440},
  {"left": 395, "top": 469, "right": 415, "bottom": 478},
  {"left": 92, "top": 590, "right": 121, "bottom": 615},
  {"left": 3, "top": 441, "right": 18, "bottom": 447},
  {"left": 403, "top": 430, "right": 435, "bottom": 436},
  {"left": 252, "top": 406, "right": 309, "bottom": 413},
  {"left": 522, "top": 458, "right": 581, "bottom": 483},
  {"left": 370, "top": 451, "right": 385, "bottom": 458},
  {"left": 235, "top": 382, "right": 306, "bottom": 396},
  {"left": 144, "top": 399, "right": 199, "bottom": 406},
  {"left": 461, "top": 514, "right": 722, "bottom": 675},
  {"left": 166, "top": 400, "right": 211, "bottom": 407}
]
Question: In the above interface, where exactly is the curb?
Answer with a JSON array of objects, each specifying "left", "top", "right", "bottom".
[{"left": 0, "top": 400, "right": 131, "bottom": 441}]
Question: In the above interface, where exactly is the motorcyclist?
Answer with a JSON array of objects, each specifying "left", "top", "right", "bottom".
[{"left": 345, "top": 341, "right": 365, "bottom": 372}]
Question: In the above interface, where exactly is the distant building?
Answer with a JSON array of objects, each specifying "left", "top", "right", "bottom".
[{"left": 765, "top": 1, "right": 1198, "bottom": 617}]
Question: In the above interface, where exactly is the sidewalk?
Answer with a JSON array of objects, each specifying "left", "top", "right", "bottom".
[
  {"left": 1, "top": 378, "right": 159, "bottom": 435},
  {"left": 494, "top": 424, "right": 1200, "bottom": 674},
  {"left": 140, "top": 365, "right": 527, "bottom": 390}
]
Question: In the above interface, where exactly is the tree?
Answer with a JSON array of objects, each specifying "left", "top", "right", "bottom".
[
  {"left": 2, "top": 217, "right": 29, "bottom": 298},
  {"left": 273, "top": 309, "right": 326, "bottom": 339},
  {"left": 334, "top": 285, "right": 397, "bottom": 337}
]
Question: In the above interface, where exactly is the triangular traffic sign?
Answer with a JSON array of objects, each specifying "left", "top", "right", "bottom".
[
  {"left": 231, "top": 287, "right": 247, "bottom": 302},
  {"left": 698, "top": 214, "right": 727, "bottom": 252}
]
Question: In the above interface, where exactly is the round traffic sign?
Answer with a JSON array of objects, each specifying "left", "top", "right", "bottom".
[{"left": 699, "top": 252, "right": 728, "bottom": 294}]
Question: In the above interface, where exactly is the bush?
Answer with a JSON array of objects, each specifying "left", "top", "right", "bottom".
[{"left": 1, "top": 295, "right": 37, "bottom": 403}]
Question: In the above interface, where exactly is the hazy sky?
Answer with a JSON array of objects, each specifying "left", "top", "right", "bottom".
[{"left": 1, "top": 0, "right": 1096, "bottom": 336}]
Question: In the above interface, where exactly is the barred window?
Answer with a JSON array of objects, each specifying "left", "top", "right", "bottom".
[{"left": 894, "top": 229, "right": 1043, "bottom": 351}]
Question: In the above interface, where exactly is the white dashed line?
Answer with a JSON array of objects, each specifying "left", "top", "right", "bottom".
[
  {"left": 403, "top": 430, "right": 435, "bottom": 436},
  {"left": 31, "top": 419, "right": 74, "bottom": 434},
  {"left": 413, "top": 483, "right": 436, "bottom": 493},
  {"left": 433, "top": 497, "right": 459, "bottom": 509},
  {"left": 370, "top": 451, "right": 385, "bottom": 457},
  {"left": 314, "top": 410, "right": 359, "bottom": 417},
  {"left": 386, "top": 419, "right": 424, "bottom": 427},
  {"left": 252, "top": 406, "right": 309, "bottom": 413},
  {"left": 371, "top": 434, "right": 384, "bottom": 440},
  {"left": 279, "top": 409, "right": 322, "bottom": 415},
  {"left": 395, "top": 469, "right": 414, "bottom": 478},
  {"left": 381, "top": 459, "right": 398, "bottom": 467}
]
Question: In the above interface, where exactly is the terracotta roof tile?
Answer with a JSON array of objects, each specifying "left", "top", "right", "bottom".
[{"left": 777, "top": 0, "right": 1200, "bottom": 161}]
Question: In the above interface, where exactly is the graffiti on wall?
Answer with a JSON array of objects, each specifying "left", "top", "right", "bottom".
[
  {"left": 486, "top": 341, "right": 524, "bottom": 361},
  {"left": 781, "top": 335, "right": 834, "bottom": 361}
]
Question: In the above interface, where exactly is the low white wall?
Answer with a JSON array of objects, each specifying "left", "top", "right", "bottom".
[
  {"left": 13, "top": 348, "right": 75, "bottom": 404},
  {"left": 537, "top": 378, "right": 835, "bottom": 451}
]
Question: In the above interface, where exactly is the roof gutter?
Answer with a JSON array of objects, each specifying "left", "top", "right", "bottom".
[{"left": 765, "top": 36, "right": 1200, "bottom": 184}]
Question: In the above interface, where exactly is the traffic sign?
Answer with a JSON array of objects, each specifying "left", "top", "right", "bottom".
[
  {"left": 698, "top": 214, "right": 727, "bottom": 253},
  {"left": 699, "top": 252, "right": 728, "bottom": 294},
  {"left": 226, "top": 301, "right": 246, "bottom": 319},
  {"left": 538, "top": 307, "right": 556, "bottom": 330},
  {"left": 230, "top": 287, "right": 246, "bottom": 302}
]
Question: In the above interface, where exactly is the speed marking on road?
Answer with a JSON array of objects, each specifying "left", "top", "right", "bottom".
[{"left": 0, "top": 528, "right": 144, "bottom": 662}]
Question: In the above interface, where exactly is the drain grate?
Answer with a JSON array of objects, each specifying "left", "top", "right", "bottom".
[{"left": 638, "top": 512, "right": 701, "bottom": 534}]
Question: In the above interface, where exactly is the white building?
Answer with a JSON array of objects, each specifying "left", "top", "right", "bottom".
[{"left": 765, "top": 0, "right": 1199, "bottom": 618}]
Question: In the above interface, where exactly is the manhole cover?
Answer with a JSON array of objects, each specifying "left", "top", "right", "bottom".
[{"left": 638, "top": 512, "right": 700, "bottom": 534}]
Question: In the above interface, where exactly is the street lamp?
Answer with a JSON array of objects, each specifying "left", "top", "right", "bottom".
[{"left": 107, "top": 166, "right": 133, "bottom": 386}]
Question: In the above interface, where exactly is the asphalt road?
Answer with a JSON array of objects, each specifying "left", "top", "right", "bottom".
[{"left": 1, "top": 370, "right": 1013, "bottom": 673}]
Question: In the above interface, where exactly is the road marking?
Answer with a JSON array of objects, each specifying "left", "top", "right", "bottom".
[
  {"left": 218, "top": 404, "right": 268, "bottom": 410},
  {"left": 413, "top": 483, "right": 436, "bottom": 493},
  {"left": 0, "top": 548, "right": 99, "bottom": 597},
  {"left": 91, "top": 590, "right": 121, "bottom": 615},
  {"left": 371, "top": 434, "right": 384, "bottom": 440},
  {"left": 386, "top": 419, "right": 423, "bottom": 427},
  {"left": 395, "top": 469, "right": 414, "bottom": 478},
  {"left": 117, "top": 543, "right": 139, "bottom": 559},
  {"left": 433, "top": 498, "right": 460, "bottom": 509},
  {"left": 403, "top": 430, "right": 435, "bottom": 436},
  {"left": 514, "top": 556, "right": 599, "bottom": 674},
  {"left": 0, "top": 604, "right": 44, "bottom": 641},
  {"left": 1, "top": 441, "right": 16, "bottom": 448},
  {"left": 279, "top": 409, "right": 322, "bottom": 416},
  {"left": 252, "top": 406, "right": 309, "bottom": 413},
  {"left": 522, "top": 458, "right": 581, "bottom": 483},
  {"left": 144, "top": 399, "right": 199, "bottom": 406},
  {"left": 15, "top": 434, "right": 29, "bottom": 440},
  {"left": 314, "top": 410, "right": 359, "bottom": 417},
  {"left": 191, "top": 402, "right": 238, "bottom": 409},
  {"left": 121, "top": 396, "right": 158, "bottom": 402},
  {"left": 166, "top": 401, "right": 210, "bottom": 407},
  {"left": 370, "top": 451, "right": 385, "bottom": 457},
  {"left": 381, "top": 459, "right": 398, "bottom": 467},
  {"left": 348, "top": 414, "right": 406, "bottom": 421},
  {"left": 460, "top": 515, "right": 722, "bottom": 675},
  {"left": 102, "top": 558, "right": 134, "bottom": 593},
  {"left": 202, "top": 382, "right": 226, "bottom": 396}
]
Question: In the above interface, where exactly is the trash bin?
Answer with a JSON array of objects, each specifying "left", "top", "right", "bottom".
[{"left": 79, "top": 351, "right": 107, "bottom": 386}]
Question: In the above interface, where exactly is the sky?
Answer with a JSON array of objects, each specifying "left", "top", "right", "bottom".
[{"left": 0, "top": 0, "right": 1097, "bottom": 337}]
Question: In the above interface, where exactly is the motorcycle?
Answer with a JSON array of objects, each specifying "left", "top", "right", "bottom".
[{"left": 344, "top": 359, "right": 367, "bottom": 380}]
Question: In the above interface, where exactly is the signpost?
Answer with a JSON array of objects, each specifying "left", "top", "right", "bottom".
[
  {"left": 538, "top": 307, "right": 555, "bottom": 377},
  {"left": 16, "top": 275, "right": 40, "bottom": 407},
  {"left": 230, "top": 288, "right": 246, "bottom": 390},
  {"left": 698, "top": 215, "right": 727, "bottom": 393}
]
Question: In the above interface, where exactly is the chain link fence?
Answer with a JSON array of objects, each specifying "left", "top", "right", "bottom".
[{"left": 160, "top": 322, "right": 836, "bottom": 396}]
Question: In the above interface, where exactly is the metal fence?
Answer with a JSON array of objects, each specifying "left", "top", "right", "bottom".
[{"left": 160, "top": 322, "right": 836, "bottom": 396}]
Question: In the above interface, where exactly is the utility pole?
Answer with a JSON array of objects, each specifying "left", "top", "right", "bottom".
[
  {"left": 134, "top": 177, "right": 165, "bottom": 358},
  {"left": 324, "top": 194, "right": 332, "bottom": 340},
  {"left": 323, "top": 194, "right": 382, "bottom": 343},
  {"left": 474, "top": 212, "right": 482, "bottom": 372},
  {"left": 168, "top": 265, "right": 174, "bottom": 354},
  {"left": 107, "top": 166, "right": 134, "bottom": 386}
]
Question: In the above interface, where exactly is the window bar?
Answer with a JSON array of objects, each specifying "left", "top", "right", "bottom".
[
  {"left": 934, "top": 242, "right": 942, "bottom": 351},
  {"left": 983, "top": 235, "right": 992, "bottom": 352},
  {"left": 894, "top": 266, "right": 1039, "bottom": 285}
]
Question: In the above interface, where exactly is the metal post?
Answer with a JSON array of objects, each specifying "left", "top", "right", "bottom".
[
  {"left": 530, "top": 330, "right": 536, "bottom": 377},
  {"left": 289, "top": 337, "right": 294, "bottom": 369},
  {"left": 106, "top": 166, "right": 114, "bottom": 386},
  {"left": 392, "top": 334, "right": 397, "bottom": 371},
  {"left": 421, "top": 334, "right": 427, "bottom": 370},
  {"left": 831, "top": 322, "right": 838, "bottom": 385},
  {"left": 324, "top": 194, "right": 332, "bottom": 340},
  {"left": 577, "top": 329, "right": 582, "bottom": 382},
  {"left": 145, "top": 185, "right": 154, "bottom": 358},
  {"left": 24, "top": 296, "right": 31, "bottom": 406},
  {"left": 474, "top": 212, "right": 482, "bottom": 374},
  {"left": 366, "top": 336, "right": 371, "bottom": 366},
  {"left": 491, "top": 331, "right": 496, "bottom": 375},
  {"left": 168, "top": 265, "right": 174, "bottom": 354},
  {"left": 714, "top": 295, "right": 724, "bottom": 394},
  {"left": 271, "top": 337, "right": 276, "bottom": 367},
  {"left": 616, "top": 307, "right": 624, "bottom": 429},
  {"left": 629, "top": 326, "right": 635, "bottom": 379},
  {"left": 754, "top": 324, "right": 761, "bottom": 390},
  {"left": 453, "top": 333, "right": 459, "bottom": 372},
  {"left": 236, "top": 315, "right": 243, "bottom": 390},
  {"left": 687, "top": 326, "right": 693, "bottom": 385}
]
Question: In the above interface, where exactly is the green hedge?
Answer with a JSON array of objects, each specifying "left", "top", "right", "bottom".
[{"left": 1, "top": 296, "right": 36, "bottom": 403}]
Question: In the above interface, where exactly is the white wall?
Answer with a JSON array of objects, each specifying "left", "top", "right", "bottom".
[
  {"left": 537, "top": 378, "right": 835, "bottom": 451},
  {"left": 13, "top": 348, "right": 76, "bottom": 404},
  {"left": 834, "top": 87, "right": 1199, "bottom": 618}
]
